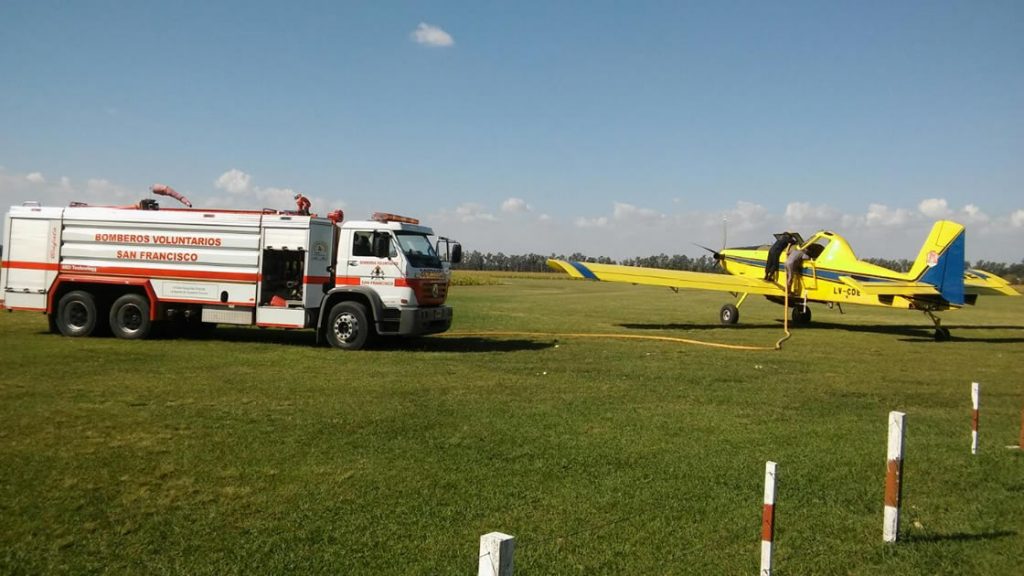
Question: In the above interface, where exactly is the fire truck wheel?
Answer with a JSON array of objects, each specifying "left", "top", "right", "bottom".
[
  {"left": 57, "top": 290, "right": 98, "bottom": 337},
  {"left": 326, "top": 301, "right": 372, "bottom": 350},
  {"left": 109, "top": 294, "right": 152, "bottom": 340}
]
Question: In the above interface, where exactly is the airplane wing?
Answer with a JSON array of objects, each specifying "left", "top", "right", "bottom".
[
  {"left": 546, "top": 259, "right": 785, "bottom": 295},
  {"left": 964, "top": 269, "right": 1020, "bottom": 296}
]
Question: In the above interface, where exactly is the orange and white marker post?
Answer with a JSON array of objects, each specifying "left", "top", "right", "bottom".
[
  {"left": 883, "top": 411, "right": 906, "bottom": 543},
  {"left": 971, "top": 382, "right": 980, "bottom": 455},
  {"left": 760, "top": 461, "right": 777, "bottom": 576}
]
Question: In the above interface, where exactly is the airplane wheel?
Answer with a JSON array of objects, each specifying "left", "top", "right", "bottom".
[
  {"left": 720, "top": 304, "right": 739, "bottom": 325},
  {"left": 791, "top": 305, "right": 812, "bottom": 325},
  {"left": 934, "top": 327, "right": 950, "bottom": 341}
]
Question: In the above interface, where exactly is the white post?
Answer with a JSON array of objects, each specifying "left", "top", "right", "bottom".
[
  {"left": 883, "top": 411, "right": 906, "bottom": 543},
  {"left": 478, "top": 532, "right": 515, "bottom": 576},
  {"left": 971, "top": 382, "right": 980, "bottom": 455},
  {"left": 760, "top": 461, "right": 777, "bottom": 576}
]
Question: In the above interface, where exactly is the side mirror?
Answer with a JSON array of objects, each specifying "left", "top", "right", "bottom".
[
  {"left": 450, "top": 243, "right": 462, "bottom": 264},
  {"left": 372, "top": 233, "right": 391, "bottom": 259}
]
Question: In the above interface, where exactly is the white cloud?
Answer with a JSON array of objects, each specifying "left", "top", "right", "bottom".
[
  {"left": 411, "top": 23, "right": 454, "bottom": 47},
  {"left": 960, "top": 204, "right": 989, "bottom": 224},
  {"left": 574, "top": 215, "right": 609, "bottom": 228},
  {"left": 501, "top": 197, "right": 531, "bottom": 213},
  {"left": 25, "top": 172, "right": 45, "bottom": 184},
  {"left": 205, "top": 169, "right": 342, "bottom": 214},
  {"left": 612, "top": 202, "right": 663, "bottom": 223},
  {"left": 784, "top": 202, "right": 839, "bottom": 226},
  {"left": 214, "top": 169, "right": 252, "bottom": 194},
  {"left": 722, "top": 201, "right": 770, "bottom": 231},
  {"left": 865, "top": 203, "right": 912, "bottom": 227},
  {"left": 1011, "top": 209, "right": 1024, "bottom": 228},
  {"left": 918, "top": 198, "right": 952, "bottom": 218},
  {"left": 453, "top": 202, "right": 496, "bottom": 223}
]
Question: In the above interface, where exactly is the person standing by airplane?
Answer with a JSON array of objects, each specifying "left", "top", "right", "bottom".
[
  {"left": 764, "top": 232, "right": 796, "bottom": 282},
  {"left": 785, "top": 244, "right": 811, "bottom": 294}
]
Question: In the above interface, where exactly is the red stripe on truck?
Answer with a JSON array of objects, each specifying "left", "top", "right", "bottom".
[{"left": 3, "top": 260, "right": 59, "bottom": 271}]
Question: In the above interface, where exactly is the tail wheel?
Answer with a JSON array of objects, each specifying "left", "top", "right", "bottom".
[
  {"left": 326, "top": 301, "right": 373, "bottom": 350},
  {"left": 720, "top": 304, "right": 740, "bottom": 325},
  {"left": 792, "top": 305, "right": 812, "bottom": 325},
  {"left": 57, "top": 290, "right": 98, "bottom": 337},
  {"left": 109, "top": 294, "right": 152, "bottom": 339}
]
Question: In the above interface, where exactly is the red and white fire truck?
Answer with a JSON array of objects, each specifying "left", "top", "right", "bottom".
[{"left": 1, "top": 195, "right": 461, "bottom": 350}]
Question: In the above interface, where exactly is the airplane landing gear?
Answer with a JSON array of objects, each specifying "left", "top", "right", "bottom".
[
  {"left": 791, "top": 305, "right": 812, "bottom": 325},
  {"left": 925, "top": 311, "right": 950, "bottom": 341},
  {"left": 720, "top": 304, "right": 739, "bottom": 325}
]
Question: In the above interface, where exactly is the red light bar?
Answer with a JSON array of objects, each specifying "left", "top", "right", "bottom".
[{"left": 372, "top": 212, "right": 419, "bottom": 225}]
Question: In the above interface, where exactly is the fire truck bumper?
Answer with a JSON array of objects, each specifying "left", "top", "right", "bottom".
[{"left": 399, "top": 305, "right": 453, "bottom": 336}]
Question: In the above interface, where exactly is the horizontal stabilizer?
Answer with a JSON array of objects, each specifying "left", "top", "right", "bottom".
[{"left": 965, "top": 269, "right": 1021, "bottom": 296}]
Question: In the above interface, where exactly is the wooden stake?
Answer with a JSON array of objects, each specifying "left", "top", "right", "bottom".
[
  {"left": 883, "top": 411, "right": 906, "bottom": 543},
  {"left": 971, "top": 382, "right": 980, "bottom": 455},
  {"left": 760, "top": 461, "right": 777, "bottom": 576},
  {"left": 478, "top": 532, "right": 515, "bottom": 576}
]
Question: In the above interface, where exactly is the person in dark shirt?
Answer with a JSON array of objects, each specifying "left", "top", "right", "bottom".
[{"left": 764, "top": 232, "right": 795, "bottom": 282}]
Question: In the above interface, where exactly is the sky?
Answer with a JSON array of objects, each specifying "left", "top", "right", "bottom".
[{"left": 1, "top": 1, "right": 1022, "bottom": 262}]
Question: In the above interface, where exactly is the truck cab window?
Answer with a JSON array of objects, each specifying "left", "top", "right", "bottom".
[
  {"left": 395, "top": 232, "right": 442, "bottom": 268},
  {"left": 352, "top": 232, "right": 373, "bottom": 256}
]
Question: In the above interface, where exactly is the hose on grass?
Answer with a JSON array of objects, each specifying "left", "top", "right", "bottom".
[
  {"left": 447, "top": 288, "right": 794, "bottom": 352},
  {"left": 445, "top": 330, "right": 783, "bottom": 352}
]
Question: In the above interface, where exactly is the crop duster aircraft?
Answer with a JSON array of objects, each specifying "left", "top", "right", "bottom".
[{"left": 547, "top": 220, "right": 1019, "bottom": 341}]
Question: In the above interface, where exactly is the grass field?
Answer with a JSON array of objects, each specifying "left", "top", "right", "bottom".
[{"left": 2, "top": 276, "right": 1023, "bottom": 575}]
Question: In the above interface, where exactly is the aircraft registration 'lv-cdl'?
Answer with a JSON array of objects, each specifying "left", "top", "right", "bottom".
[{"left": 547, "top": 220, "right": 1019, "bottom": 341}]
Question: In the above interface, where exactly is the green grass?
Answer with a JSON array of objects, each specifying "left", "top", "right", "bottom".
[{"left": 2, "top": 278, "right": 1023, "bottom": 575}]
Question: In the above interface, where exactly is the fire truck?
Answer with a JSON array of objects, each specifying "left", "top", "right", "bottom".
[{"left": 1, "top": 195, "right": 461, "bottom": 350}]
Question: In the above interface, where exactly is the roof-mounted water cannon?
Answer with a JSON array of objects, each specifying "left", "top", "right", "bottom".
[
  {"left": 151, "top": 184, "right": 192, "bottom": 207},
  {"left": 327, "top": 209, "right": 344, "bottom": 224}
]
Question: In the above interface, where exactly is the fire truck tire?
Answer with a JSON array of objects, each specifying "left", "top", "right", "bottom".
[
  {"left": 57, "top": 290, "right": 98, "bottom": 337},
  {"left": 109, "top": 294, "right": 152, "bottom": 340},
  {"left": 326, "top": 301, "right": 372, "bottom": 350}
]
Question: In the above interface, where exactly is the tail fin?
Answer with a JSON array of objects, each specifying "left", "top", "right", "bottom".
[{"left": 907, "top": 220, "right": 966, "bottom": 305}]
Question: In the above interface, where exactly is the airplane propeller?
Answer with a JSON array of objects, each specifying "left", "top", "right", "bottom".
[{"left": 693, "top": 243, "right": 725, "bottom": 262}]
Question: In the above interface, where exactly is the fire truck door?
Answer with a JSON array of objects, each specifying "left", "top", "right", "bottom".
[
  {"left": 342, "top": 230, "right": 401, "bottom": 295},
  {"left": 256, "top": 226, "right": 308, "bottom": 328},
  {"left": 303, "top": 222, "right": 334, "bottom": 308},
  {"left": 2, "top": 215, "right": 60, "bottom": 310}
]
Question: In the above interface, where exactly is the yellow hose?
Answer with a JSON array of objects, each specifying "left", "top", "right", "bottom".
[
  {"left": 775, "top": 283, "right": 791, "bottom": 349},
  {"left": 446, "top": 330, "right": 781, "bottom": 352}
]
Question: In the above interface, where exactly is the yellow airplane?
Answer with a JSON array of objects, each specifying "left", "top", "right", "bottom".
[{"left": 547, "top": 220, "right": 1019, "bottom": 341}]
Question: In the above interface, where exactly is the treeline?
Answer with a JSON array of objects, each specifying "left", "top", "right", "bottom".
[
  {"left": 864, "top": 258, "right": 1024, "bottom": 283},
  {"left": 454, "top": 251, "right": 735, "bottom": 274},
  {"left": 455, "top": 250, "right": 1024, "bottom": 282}
]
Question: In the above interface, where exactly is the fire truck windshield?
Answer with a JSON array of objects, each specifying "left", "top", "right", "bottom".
[{"left": 395, "top": 232, "right": 442, "bottom": 269}]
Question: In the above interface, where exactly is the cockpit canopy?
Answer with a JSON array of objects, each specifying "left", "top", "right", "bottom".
[{"left": 800, "top": 231, "right": 858, "bottom": 264}]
